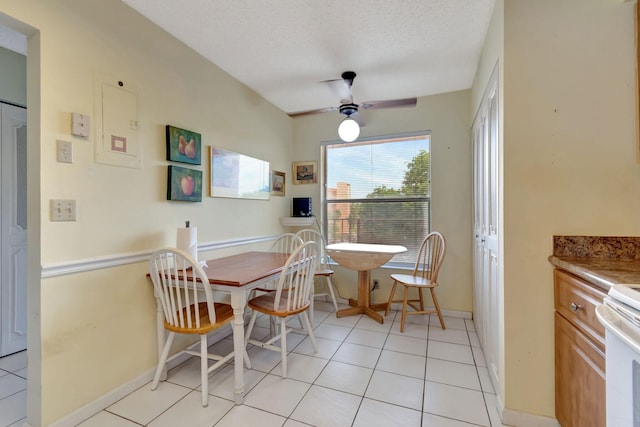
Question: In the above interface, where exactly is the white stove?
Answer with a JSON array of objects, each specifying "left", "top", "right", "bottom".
[{"left": 596, "top": 284, "right": 640, "bottom": 427}]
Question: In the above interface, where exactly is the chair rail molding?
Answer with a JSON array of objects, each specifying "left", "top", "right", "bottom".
[{"left": 41, "top": 235, "right": 276, "bottom": 278}]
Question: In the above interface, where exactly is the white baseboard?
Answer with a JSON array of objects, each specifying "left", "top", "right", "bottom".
[
  {"left": 387, "top": 302, "right": 472, "bottom": 319},
  {"left": 497, "top": 394, "right": 560, "bottom": 427},
  {"left": 48, "top": 327, "right": 232, "bottom": 427}
]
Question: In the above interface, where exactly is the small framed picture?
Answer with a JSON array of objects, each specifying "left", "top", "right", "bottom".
[
  {"left": 166, "top": 125, "right": 202, "bottom": 165},
  {"left": 167, "top": 165, "right": 202, "bottom": 202},
  {"left": 271, "top": 170, "right": 286, "bottom": 196},
  {"left": 292, "top": 161, "right": 317, "bottom": 184}
]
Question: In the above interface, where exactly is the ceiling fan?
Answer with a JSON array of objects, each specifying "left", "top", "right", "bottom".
[
  {"left": 287, "top": 71, "right": 417, "bottom": 122},
  {"left": 288, "top": 71, "right": 417, "bottom": 142}
]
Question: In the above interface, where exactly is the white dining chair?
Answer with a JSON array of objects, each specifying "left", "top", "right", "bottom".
[
  {"left": 148, "top": 247, "right": 250, "bottom": 407},
  {"left": 244, "top": 241, "right": 319, "bottom": 378},
  {"left": 249, "top": 233, "right": 303, "bottom": 299},
  {"left": 247, "top": 233, "right": 304, "bottom": 332},
  {"left": 296, "top": 229, "right": 339, "bottom": 320}
]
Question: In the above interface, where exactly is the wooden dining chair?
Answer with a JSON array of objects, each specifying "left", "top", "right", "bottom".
[
  {"left": 247, "top": 233, "right": 304, "bottom": 334},
  {"left": 248, "top": 232, "right": 303, "bottom": 298},
  {"left": 272, "top": 232, "right": 304, "bottom": 254},
  {"left": 384, "top": 231, "right": 447, "bottom": 332},
  {"left": 296, "top": 229, "right": 339, "bottom": 319},
  {"left": 148, "top": 247, "right": 249, "bottom": 407},
  {"left": 244, "top": 241, "right": 319, "bottom": 378}
]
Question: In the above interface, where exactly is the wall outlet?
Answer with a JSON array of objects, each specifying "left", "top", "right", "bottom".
[
  {"left": 372, "top": 279, "right": 380, "bottom": 290},
  {"left": 50, "top": 199, "right": 76, "bottom": 221}
]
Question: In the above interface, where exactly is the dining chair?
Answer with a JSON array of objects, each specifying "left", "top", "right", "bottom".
[
  {"left": 148, "top": 247, "right": 249, "bottom": 407},
  {"left": 247, "top": 233, "right": 304, "bottom": 332},
  {"left": 272, "top": 232, "right": 304, "bottom": 254},
  {"left": 244, "top": 241, "right": 319, "bottom": 378},
  {"left": 296, "top": 229, "right": 339, "bottom": 318},
  {"left": 384, "top": 231, "right": 447, "bottom": 332},
  {"left": 248, "top": 233, "right": 303, "bottom": 297}
]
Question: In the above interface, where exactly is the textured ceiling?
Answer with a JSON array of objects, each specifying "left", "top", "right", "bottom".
[
  {"left": 2, "top": 1, "right": 497, "bottom": 115},
  {"left": 122, "top": 0, "right": 496, "bottom": 115}
]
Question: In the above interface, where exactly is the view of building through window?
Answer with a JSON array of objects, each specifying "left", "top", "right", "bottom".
[{"left": 323, "top": 132, "right": 431, "bottom": 266}]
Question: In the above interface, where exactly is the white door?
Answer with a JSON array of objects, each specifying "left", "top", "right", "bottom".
[
  {"left": 0, "top": 103, "right": 28, "bottom": 356},
  {"left": 472, "top": 66, "right": 501, "bottom": 390}
]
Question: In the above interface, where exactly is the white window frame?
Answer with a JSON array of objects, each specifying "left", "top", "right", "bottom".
[{"left": 321, "top": 131, "right": 431, "bottom": 269}]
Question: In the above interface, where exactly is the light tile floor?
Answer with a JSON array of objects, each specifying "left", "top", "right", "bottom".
[
  {"left": 1, "top": 302, "right": 510, "bottom": 427},
  {"left": 0, "top": 349, "right": 27, "bottom": 427}
]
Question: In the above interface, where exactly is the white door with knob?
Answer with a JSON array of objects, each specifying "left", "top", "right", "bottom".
[
  {"left": 472, "top": 66, "right": 501, "bottom": 392},
  {"left": 0, "top": 103, "right": 28, "bottom": 356}
]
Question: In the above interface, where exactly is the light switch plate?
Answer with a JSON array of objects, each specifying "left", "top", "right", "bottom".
[
  {"left": 50, "top": 199, "right": 76, "bottom": 221},
  {"left": 71, "top": 113, "right": 90, "bottom": 137},
  {"left": 56, "top": 140, "right": 72, "bottom": 163}
]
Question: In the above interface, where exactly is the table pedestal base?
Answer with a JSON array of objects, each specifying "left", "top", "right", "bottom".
[{"left": 335, "top": 270, "right": 388, "bottom": 324}]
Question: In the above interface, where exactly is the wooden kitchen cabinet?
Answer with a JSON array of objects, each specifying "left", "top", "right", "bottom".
[{"left": 554, "top": 269, "right": 606, "bottom": 427}]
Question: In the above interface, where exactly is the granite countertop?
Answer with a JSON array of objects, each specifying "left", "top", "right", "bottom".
[{"left": 549, "top": 236, "right": 640, "bottom": 291}]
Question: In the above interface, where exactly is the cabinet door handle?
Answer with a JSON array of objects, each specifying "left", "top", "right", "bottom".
[{"left": 570, "top": 302, "right": 582, "bottom": 312}]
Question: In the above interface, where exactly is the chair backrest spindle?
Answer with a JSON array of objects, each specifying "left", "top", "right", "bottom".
[
  {"left": 296, "top": 229, "right": 329, "bottom": 266},
  {"left": 415, "top": 231, "right": 446, "bottom": 283},
  {"left": 272, "top": 241, "right": 319, "bottom": 313},
  {"left": 271, "top": 233, "right": 303, "bottom": 254}
]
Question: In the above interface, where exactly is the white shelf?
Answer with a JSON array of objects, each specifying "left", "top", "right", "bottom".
[{"left": 279, "top": 217, "right": 314, "bottom": 227}]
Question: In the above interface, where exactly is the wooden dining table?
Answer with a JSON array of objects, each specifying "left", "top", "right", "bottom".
[
  {"left": 326, "top": 243, "right": 407, "bottom": 323},
  {"left": 151, "top": 251, "right": 290, "bottom": 405}
]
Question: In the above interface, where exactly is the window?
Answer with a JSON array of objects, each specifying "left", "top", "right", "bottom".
[{"left": 322, "top": 132, "right": 431, "bottom": 267}]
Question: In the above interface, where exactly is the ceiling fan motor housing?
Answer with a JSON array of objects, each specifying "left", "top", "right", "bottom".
[{"left": 339, "top": 103, "right": 359, "bottom": 117}]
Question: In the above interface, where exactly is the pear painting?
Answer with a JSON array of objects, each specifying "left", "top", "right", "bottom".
[{"left": 166, "top": 125, "right": 201, "bottom": 165}]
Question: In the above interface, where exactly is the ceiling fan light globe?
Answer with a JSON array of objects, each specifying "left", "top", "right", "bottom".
[{"left": 338, "top": 118, "right": 360, "bottom": 142}]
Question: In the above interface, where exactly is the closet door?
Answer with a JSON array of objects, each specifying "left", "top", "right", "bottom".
[
  {"left": 0, "top": 103, "right": 28, "bottom": 356},
  {"left": 472, "top": 66, "right": 501, "bottom": 391}
]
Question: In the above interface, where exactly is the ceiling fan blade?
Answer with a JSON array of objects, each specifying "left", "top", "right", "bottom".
[
  {"left": 287, "top": 106, "right": 338, "bottom": 117},
  {"left": 323, "top": 78, "right": 352, "bottom": 103},
  {"left": 323, "top": 71, "right": 356, "bottom": 103},
  {"left": 360, "top": 97, "right": 417, "bottom": 110},
  {"left": 350, "top": 111, "right": 365, "bottom": 127}
]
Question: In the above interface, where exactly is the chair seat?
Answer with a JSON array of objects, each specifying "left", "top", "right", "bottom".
[
  {"left": 390, "top": 273, "right": 437, "bottom": 288},
  {"left": 315, "top": 268, "right": 334, "bottom": 276},
  {"left": 164, "top": 302, "right": 234, "bottom": 334},
  {"left": 248, "top": 292, "right": 309, "bottom": 317},
  {"left": 252, "top": 287, "right": 276, "bottom": 293}
]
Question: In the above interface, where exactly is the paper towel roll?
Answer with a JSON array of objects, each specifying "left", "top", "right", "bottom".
[{"left": 177, "top": 226, "right": 198, "bottom": 263}]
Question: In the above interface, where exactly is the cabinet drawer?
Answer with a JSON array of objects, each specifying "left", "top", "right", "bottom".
[{"left": 554, "top": 269, "right": 605, "bottom": 352}]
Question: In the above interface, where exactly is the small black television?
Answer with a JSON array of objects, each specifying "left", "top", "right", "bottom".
[{"left": 292, "top": 197, "right": 312, "bottom": 217}]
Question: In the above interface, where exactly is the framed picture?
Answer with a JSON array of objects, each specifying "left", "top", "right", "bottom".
[
  {"left": 271, "top": 170, "right": 285, "bottom": 196},
  {"left": 166, "top": 125, "right": 202, "bottom": 165},
  {"left": 210, "top": 147, "right": 271, "bottom": 200},
  {"left": 167, "top": 165, "right": 202, "bottom": 202},
  {"left": 292, "top": 160, "right": 317, "bottom": 184}
]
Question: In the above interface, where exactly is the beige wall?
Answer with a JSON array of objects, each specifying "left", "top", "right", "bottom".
[
  {"left": 0, "top": 45, "right": 25, "bottom": 106},
  {"left": 292, "top": 90, "right": 473, "bottom": 312},
  {"left": 471, "top": 0, "right": 638, "bottom": 420},
  {"left": 3, "top": 0, "right": 633, "bottom": 423},
  {"left": 0, "top": 0, "right": 295, "bottom": 424}
]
